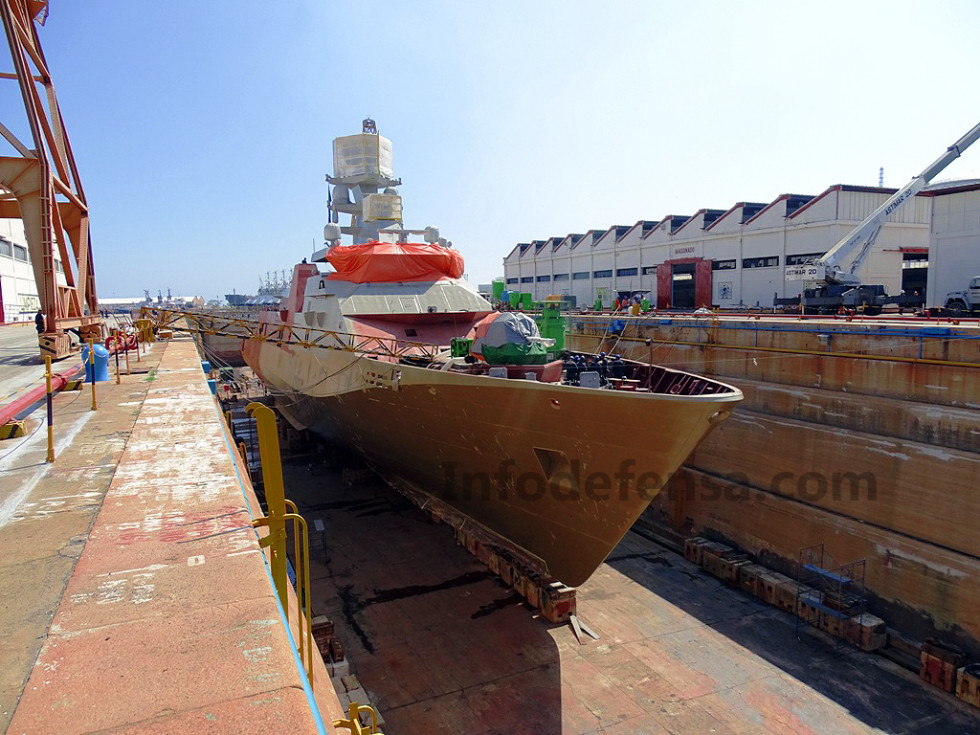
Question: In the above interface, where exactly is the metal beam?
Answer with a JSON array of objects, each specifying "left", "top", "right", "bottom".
[{"left": 0, "top": 0, "right": 99, "bottom": 355}]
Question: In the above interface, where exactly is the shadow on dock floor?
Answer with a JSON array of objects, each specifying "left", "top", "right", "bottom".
[
  {"left": 606, "top": 546, "right": 980, "bottom": 734},
  {"left": 280, "top": 452, "right": 980, "bottom": 734},
  {"left": 283, "top": 458, "right": 563, "bottom": 735}
]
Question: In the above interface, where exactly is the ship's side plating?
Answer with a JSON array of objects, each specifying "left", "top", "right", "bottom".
[{"left": 244, "top": 335, "right": 739, "bottom": 586}]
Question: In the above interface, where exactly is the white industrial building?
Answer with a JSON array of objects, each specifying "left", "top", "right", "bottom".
[
  {"left": 0, "top": 218, "right": 68, "bottom": 323},
  {"left": 923, "top": 180, "right": 980, "bottom": 304},
  {"left": 503, "top": 184, "right": 932, "bottom": 309}
]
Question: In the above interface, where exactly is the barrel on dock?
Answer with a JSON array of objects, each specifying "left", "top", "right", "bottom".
[{"left": 80, "top": 343, "right": 110, "bottom": 382}]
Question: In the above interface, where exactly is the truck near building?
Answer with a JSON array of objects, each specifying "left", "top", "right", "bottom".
[
  {"left": 777, "top": 121, "right": 980, "bottom": 314},
  {"left": 944, "top": 276, "right": 980, "bottom": 315}
]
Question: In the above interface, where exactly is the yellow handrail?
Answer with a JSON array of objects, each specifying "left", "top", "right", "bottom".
[
  {"left": 139, "top": 305, "right": 442, "bottom": 360},
  {"left": 333, "top": 702, "right": 384, "bottom": 735},
  {"left": 245, "top": 403, "right": 315, "bottom": 679},
  {"left": 285, "top": 509, "right": 313, "bottom": 677}
]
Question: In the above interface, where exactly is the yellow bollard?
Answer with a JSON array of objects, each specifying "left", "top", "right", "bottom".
[
  {"left": 89, "top": 339, "right": 97, "bottom": 411},
  {"left": 113, "top": 329, "right": 121, "bottom": 384},
  {"left": 45, "top": 356, "right": 54, "bottom": 462}
]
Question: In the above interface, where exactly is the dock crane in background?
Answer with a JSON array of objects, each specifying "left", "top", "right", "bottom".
[
  {"left": 0, "top": 0, "right": 100, "bottom": 357},
  {"left": 780, "top": 120, "right": 980, "bottom": 314}
]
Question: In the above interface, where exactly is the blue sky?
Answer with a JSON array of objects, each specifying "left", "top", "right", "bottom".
[{"left": 3, "top": 1, "right": 980, "bottom": 300}]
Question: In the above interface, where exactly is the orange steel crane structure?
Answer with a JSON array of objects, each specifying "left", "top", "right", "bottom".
[{"left": 0, "top": 0, "right": 100, "bottom": 358}]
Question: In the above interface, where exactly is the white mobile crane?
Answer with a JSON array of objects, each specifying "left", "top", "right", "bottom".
[{"left": 777, "top": 120, "right": 980, "bottom": 315}]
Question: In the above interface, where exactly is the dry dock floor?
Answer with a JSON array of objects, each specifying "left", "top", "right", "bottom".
[{"left": 287, "top": 457, "right": 980, "bottom": 735}]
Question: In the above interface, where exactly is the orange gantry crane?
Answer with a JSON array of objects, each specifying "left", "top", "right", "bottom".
[{"left": 0, "top": 0, "right": 100, "bottom": 358}]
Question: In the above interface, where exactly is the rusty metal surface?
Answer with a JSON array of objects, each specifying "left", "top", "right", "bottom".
[
  {"left": 0, "top": 1, "right": 100, "bottom": 341},
  {"left": 568, "top": 313, "right": 980, "bottom": 652}
]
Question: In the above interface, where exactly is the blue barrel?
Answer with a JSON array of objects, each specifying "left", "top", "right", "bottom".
[
  {"left": 201, "top": 360, "right": 212, "bottom": 374},
  {"left": 81, "top": 343, "right": 110, "bottom": 382}
]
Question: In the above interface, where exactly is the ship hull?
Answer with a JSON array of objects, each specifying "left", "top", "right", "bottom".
[
  {"left": 244, "top": 338, "right": 740, "bottom": 586},
  {"left": 200, "top": 333, "right": 246, "bottom": 366}
]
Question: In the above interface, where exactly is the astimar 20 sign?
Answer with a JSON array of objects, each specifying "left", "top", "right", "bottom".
[{"left": 785, "top": 265, "right": 821, "bottom": 281}]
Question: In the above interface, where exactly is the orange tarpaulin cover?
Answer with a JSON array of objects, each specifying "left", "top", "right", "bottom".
[{"left": 326, "top": 241, "right": 465, "bottom": 283}]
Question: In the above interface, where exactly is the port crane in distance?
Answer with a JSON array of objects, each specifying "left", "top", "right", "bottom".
[{"left": 776, "top": 119, "right": 980, "bottom": 315}]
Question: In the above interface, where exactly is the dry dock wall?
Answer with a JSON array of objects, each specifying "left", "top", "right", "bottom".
[{"left": 568, "top": 315, "right": 980, "bottom": 653}]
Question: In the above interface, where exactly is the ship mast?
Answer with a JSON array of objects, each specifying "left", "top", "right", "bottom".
[
  {"left": 316, "top": 118, "right": 446, "bottom": 259},
  {"left": 325, "top": 117, "right": 404, "bottom": 245}
]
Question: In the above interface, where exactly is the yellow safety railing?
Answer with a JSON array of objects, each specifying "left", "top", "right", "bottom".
[
  {"left": 245, "top": 402, "right": 314, "bottom": 679},
  {"left": 333, "top": 702, "right": 384, "bottom": 735},
  {"left": 139, "top": 305, "right": 442, "bottom": 360}
]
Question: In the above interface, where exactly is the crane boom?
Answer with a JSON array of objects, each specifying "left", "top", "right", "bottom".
[{"left": 813, "top": 119, "right": 980, "bottom": 287}]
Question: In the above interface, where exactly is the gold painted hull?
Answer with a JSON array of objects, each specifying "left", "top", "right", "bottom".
[{"left": 244, "top": 339, "right": 741, "bottom": 586}]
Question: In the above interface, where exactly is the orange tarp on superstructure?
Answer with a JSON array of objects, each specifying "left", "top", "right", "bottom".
[{"left": 326, "top": 241, "right": 464, "bottom": 283}]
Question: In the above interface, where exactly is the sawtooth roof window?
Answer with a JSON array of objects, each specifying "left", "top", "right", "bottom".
[
  {"left": 785, "top": 253, "right": 823, "bottom": 265},
  {"left": 743, "top": 256, "right": 779, "bottom": 269}
]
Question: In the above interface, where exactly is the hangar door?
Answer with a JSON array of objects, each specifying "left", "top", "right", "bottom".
[{"left": 655, "top": 259, "right": 712, "bottom": 309}]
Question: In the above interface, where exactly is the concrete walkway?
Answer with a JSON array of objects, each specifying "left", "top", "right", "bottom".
[{"left": 1, "top": 335, "right": 342, "bottom": 734}]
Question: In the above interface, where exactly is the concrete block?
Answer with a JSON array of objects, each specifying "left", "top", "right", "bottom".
[
  {"left": 755, "top": 572, "right": 782, "bottom": 606},
  {"left": 311, "top": 615, "right": 334, "bottom": 639},
  {"left": 738, "top": 563, "right": 768, "bottom": 597},
  {"left": 521, "top": 576, "right": 542, "bottom": 609},
  {"left": 699, "top": 541, "right": 733, "bottom": 563},
  {"left": 819, "top": 609, "right": 846, "bottom": 638},
  {"left": 796, "top": 588, "right": 822, "bottom": 624},
  {"left": 772, "top": 574, "right": 800, "bottom": 613},
  {"left": 716, "top": 555, "right": 750, "bottom": 587},
  {"left": 684, "top": 536, "right": 709, "bottom": 565},
  {"left": 488, "top": 550, "right": 501, "bottom": 575},
  {"left": 345, "top": 686, "right": 369, "bottom": 708},
  {"left": 541, "top": 582, "right": 576, "bottom": 623},
  {"left": 329, "top": 659, "right": 350, "bottom": 679},
  {"left": 843, "top": 613, "right": 887, "bottom": 652},
  {"left": 920, "top": 640, "right": 966, "bottom": 693},
  {"left": 956, "top": 664, "right": 980, "bottom": 708}
]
